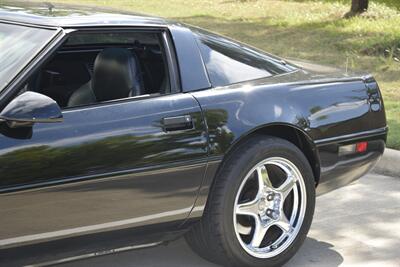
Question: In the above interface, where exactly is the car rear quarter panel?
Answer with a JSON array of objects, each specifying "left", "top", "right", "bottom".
[{"left": 188, "top": 74, "right": 386, "bottom": 215}]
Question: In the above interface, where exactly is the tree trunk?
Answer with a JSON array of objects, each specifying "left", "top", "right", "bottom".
[{"left": 351, "top": 0, "right": 369, "bottom": 13}]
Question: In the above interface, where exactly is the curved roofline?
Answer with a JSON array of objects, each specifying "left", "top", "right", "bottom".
[{"left": 0, "top": 1, "right": 177, "bottom": 28}]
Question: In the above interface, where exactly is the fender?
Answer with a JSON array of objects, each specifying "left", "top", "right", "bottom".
[{"left": 185, "top": 80, "right": 317, "bottom": 221}]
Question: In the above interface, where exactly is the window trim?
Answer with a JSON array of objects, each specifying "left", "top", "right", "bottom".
[
  {"left": 162, "top": 30, "right": 181, "bottom": 94},
  {"left": 62, "top": 91, "right": 184, "bottom": 113}
]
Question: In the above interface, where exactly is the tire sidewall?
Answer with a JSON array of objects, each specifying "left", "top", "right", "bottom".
[{"left": 218, "top": 137, "right": 316, "bottom": 267}]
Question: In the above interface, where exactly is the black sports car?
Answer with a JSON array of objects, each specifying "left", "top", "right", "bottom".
[{"left": 0, "top": 2, "right": 387, "bottom": 267}]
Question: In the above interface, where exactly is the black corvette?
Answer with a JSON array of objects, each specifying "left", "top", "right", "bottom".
[{"left": 0, "top": 2, "right": 387, "bottom": 267}]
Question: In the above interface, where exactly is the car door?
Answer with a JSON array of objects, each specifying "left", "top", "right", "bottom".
[{"left": 0, "top": 90, "right": 208, "bottom": 249}]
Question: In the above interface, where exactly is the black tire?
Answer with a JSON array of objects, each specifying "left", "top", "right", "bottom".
[{"left": 185, "top": 135, "right": 316, "bottom": 267}]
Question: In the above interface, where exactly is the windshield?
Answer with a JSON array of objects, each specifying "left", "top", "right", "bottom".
[{"left": 0, "top": 23, "right": 57, "bottom": 91}]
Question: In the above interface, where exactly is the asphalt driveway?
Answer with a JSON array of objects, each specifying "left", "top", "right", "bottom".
[{"left": 61, "top": 173, "right": 400, "bottom": 267}]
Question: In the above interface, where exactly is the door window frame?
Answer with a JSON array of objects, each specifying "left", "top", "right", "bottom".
[{"left": 2, "top": 26, "right": 183, "bottom": 112}]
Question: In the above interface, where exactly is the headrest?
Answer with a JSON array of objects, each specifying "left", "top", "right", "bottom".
[{"left": 92, "top": 48, "right": 143, "bottom": 101}]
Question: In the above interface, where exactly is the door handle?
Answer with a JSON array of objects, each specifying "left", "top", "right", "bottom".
[{"left": 162, "top": 115, "right": 193, "bottom": 131}]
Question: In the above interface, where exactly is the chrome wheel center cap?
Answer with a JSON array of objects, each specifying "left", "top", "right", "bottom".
[
  {"left": 259, "top": 193, "right": 283, "bottom": 220},
  {"left": 258, "top": 200, "right": 267, "bottom": 211}
]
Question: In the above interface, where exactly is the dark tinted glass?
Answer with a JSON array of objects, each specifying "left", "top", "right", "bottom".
[
  {"left": 31, "top": 30, "right": 169, "bottom": 108},
  {"left": 193, "top": 30, "right": 296, "bottom": 87}
]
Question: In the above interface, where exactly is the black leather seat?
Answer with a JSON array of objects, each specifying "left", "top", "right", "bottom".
[{"left": 68, "top": 48, "right": 144, "bottom": 107}]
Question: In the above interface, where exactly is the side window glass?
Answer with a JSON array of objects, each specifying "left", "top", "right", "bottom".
[
  {"left": 25, "top": 31, "right": 170, "bottom": 108},
  {"left": 0, "top": 23, "right": 57, "bottom": 92},
  {"left": 194, "top": 30, "right": 295, "bottom": 87}
]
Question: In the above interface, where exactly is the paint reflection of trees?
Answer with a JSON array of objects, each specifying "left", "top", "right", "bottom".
[
  {"left": 0, "top": 124, "right": 207, "bottom": 187},
  {"left": 205, "top": 109, "right": 234, "bottom": 155},
  {"left": 0, "top": 109, "right": 233, "bottom": 188}
]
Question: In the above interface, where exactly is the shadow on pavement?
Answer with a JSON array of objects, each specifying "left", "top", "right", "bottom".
[
  {"left": 60, "top": 174, "right": 399, "bottom": 267},
  {"left": 59, "top": 236, "right": 343, "bottom": 267},
  {"left": 286, "top": 237, "right": 343, "bottom": 267}
]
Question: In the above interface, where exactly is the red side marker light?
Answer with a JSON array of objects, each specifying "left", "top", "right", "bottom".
[{"left": 356, "top": 142, "right": 368, "bottom": 153}]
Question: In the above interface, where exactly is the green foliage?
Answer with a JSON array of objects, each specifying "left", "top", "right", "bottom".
[
  {"left": 385, "top": 100, "right": 400, "bottom": 150},
  {"left": 285, "top": 0, "right": 400, "bottom": 10}
]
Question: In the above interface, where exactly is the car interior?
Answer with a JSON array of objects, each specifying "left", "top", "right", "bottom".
[{"left": 24, "top": 30, "right": 170, "bottom": 108}]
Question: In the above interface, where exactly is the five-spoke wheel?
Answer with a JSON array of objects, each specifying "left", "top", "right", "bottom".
[
  {"left": 185, "top": 136, "right": 315, "bottom": 267},
  {"left": 234, "top": 157, "right": 307, "bottom": 258}
]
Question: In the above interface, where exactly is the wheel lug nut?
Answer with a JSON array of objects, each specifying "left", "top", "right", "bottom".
[{"left": 272, "top": 211, "right": 279, "bottom": 219}]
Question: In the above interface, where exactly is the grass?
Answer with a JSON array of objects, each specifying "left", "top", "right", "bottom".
[{"left": 29, "top": 0, "right": 400, "bottom": 149}]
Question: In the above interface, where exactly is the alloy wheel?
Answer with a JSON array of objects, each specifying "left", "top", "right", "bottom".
[{"left": 233, "top": 157, "right": 307, "bottom": 258}]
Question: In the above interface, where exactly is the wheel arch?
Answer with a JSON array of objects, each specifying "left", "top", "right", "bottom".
[{"left": 217, "top": 123, "right": 321, "bottom": 185}]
